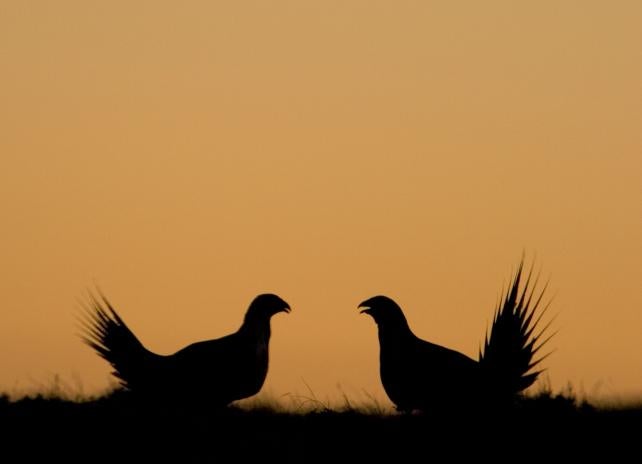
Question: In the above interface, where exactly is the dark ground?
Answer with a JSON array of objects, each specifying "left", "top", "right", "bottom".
[{"left": 1, "top": 390, "right": 640, "bottom": 462}]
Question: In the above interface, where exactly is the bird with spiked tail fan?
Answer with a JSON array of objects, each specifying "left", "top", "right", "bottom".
[
  {"left": 79, "top": 290, "right": 291, "bottom": 408},
  {"left": 359, "top": 258, "right": 554, "bottom": 414}
]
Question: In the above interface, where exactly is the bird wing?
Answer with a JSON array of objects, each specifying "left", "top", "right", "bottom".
[
  {"left": 414, "top": 338, "right": 480, "bottom": 394},
  {"left": 170, "top": 331, "right": 268, "bottom": 403}
]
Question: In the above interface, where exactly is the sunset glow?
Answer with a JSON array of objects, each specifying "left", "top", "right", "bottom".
[{"left": 1, "top": 1, "right": 641, "bottom": 405}]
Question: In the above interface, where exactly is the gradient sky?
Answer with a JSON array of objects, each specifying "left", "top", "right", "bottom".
[{"left": 1, "top": 1, "right": 641, "bottom": 405}]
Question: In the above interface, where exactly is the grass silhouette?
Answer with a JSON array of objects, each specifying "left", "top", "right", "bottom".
[{"left": 1, "top": 382, "right": 640, "bottom": 462}]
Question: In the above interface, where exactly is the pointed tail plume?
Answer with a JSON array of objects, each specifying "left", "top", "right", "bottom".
[
  {"left": 478, "top": 259, "right": 555, "bottom": 400},
  {"left": 79, "top": 291, "right": 159, "bottom": 390}
]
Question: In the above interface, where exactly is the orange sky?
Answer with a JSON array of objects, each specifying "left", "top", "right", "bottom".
[{"left": 1, "top": 1, "right": 641, "bottom": 406}]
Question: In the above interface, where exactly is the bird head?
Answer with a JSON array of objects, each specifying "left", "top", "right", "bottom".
[
  {"left": 245, "top": 293, "right": 291, "bottom": 320},
  {"left": 359, "top": 295, "right": 408, "bottom": 327}
]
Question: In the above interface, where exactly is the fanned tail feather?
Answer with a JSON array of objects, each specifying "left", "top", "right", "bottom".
[
  {"left": 78, "top": 290, "right": 156, "bottom": 390},
  {"left": 479, "top": 259, "right": 555, "bottom": 399}
]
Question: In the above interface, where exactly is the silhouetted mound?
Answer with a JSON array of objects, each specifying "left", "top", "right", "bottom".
[
  {"left": 360, "top": 259, "right": 553, "bottom": 414},
  {"left": 79, "top": 292, "right": 290, "bottom": 408},
  {"left": 0, "top": 391, "right": 639, "bottom": 462}
]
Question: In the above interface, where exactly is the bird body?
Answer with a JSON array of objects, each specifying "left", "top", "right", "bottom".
[
  {"left": 81, "top": 293, "right": 290, "bottom": 407},
  {"left": 360, "top": 260, "right": 552, "bottom": 414},
  {"left": 379, "top": 331, "right": 482, "bottom": 412}
]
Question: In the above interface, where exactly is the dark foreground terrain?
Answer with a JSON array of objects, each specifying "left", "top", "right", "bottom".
[{"left": 1, "top": 390, "right": 640, "bottom": 462}]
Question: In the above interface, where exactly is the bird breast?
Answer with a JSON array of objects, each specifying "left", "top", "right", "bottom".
[
  {"left": 255, "top": 330, "right": 270, "bottom": 361},
  {"left": 256, "top": 338, "right": 268, "bottom": 358}
]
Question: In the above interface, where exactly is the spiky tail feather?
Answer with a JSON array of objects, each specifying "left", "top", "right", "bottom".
[
  {"left": 478, "top": 259, "right": 555, "bottom": 399},
  {"left": 79, "top": 291, "right": 157, "bottom": 390}
]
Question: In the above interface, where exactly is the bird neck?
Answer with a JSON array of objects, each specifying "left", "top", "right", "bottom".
[
  {"left": 239, "top": 315, "right": 272, "bottom": 340},
  {"left": 377, "top": 321, "right": 413, "bottom": 346}
]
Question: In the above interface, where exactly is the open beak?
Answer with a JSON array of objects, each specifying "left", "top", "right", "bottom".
[
  {"left": 282, "top": 304, "right": 291, "bottom": 314},
  {"left": 358, "top": 301, "right": 372, "bottom": 315}
]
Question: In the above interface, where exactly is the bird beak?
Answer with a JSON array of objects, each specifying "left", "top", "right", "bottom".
[
  {"left": 282, "top": 304, "right": 291, "bottom": 314},
  {"left": 358, "top": 301, "right": 372, "bottom": 315}
]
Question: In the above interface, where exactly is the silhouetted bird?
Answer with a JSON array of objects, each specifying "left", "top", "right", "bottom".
[
  {"left": 359, "top": 260, "right": 553, "bottom": 414},
  {"left": 80, "top": 292, "right": 290, "bottom": 408}
]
